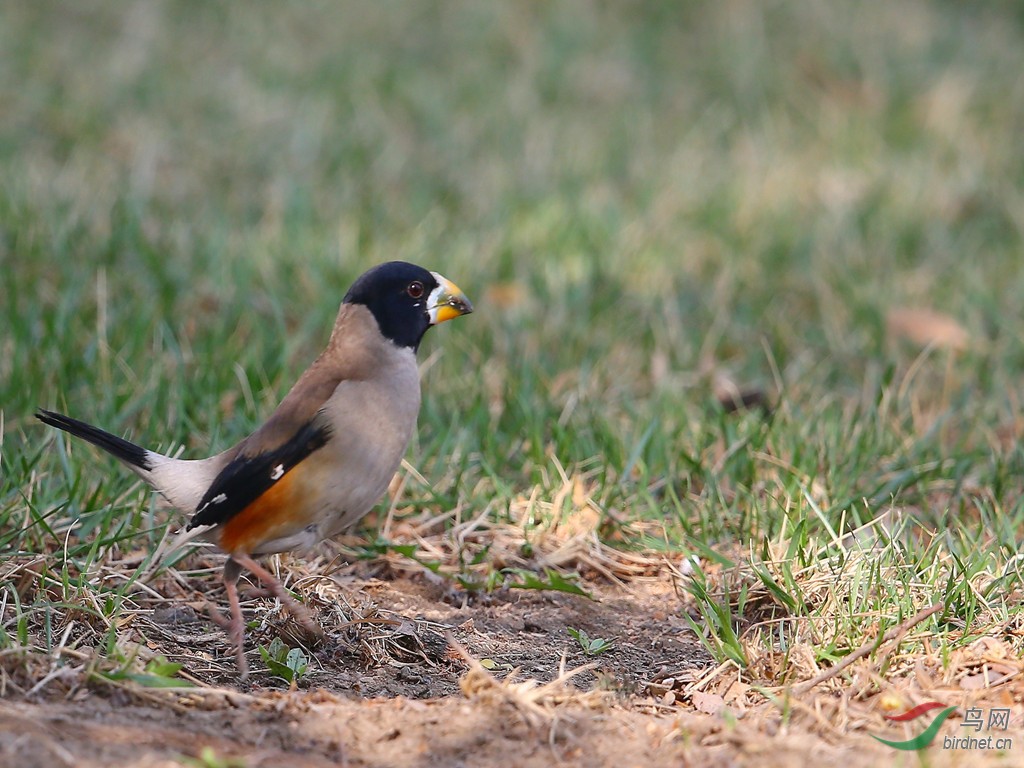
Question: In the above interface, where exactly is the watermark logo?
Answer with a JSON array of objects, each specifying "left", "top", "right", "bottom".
[
  {"left": 943, "top": 707, "right": 1013, "bottom": 752},
  {"left": 872, "top": 703, "right": 1013, "bottom": 752},
  {"left": 871, "top": 702, "right": 957, "bottom": 751}
]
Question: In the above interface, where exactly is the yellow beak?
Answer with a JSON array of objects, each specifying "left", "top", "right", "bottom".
[{"left": 428, "top": 274, "right": 474, "bottom": 324}]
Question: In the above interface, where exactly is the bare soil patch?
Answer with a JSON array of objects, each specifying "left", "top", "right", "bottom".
[
  {"left": 127, "top": 562, "right": 709, "bottom": 696},
  {"left": 1, "top": 566, "right": 1021, "bottom": 767}
]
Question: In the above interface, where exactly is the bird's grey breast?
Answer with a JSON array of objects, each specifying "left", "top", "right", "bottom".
[{"left": 314, "top": 345, "right": 421, "bottom": 533}]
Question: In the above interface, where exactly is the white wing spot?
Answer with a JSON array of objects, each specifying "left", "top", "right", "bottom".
[
  {"left": 270, "top": 464, "right": 285, "bottom": 481},
  {"left": 196, "top": 492, "right": 228, "bottom": 514}
]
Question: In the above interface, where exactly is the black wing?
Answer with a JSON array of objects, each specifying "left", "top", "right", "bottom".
[{"left": 187, "top": 420, "right": 331, "bottom": 530}]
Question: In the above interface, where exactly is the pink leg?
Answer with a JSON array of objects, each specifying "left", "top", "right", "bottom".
[
  {"left": 223, "top": 558, "right": 249, "bottom": 680},
  {"left": 232, "top": 552, "right": 323, "bottom": 639}
]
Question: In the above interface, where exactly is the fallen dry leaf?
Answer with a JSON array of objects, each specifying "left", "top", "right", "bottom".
[
  {"left": 959, "top": 665, "right": 1017, "bottom": 690},
  {"left": 724, "top": 680, "right": 751, "bottom": 704},
  {"left": 691, "top": 691, "right": 727, "bottom": 715},
  {"left": 483, "top": 281, "right": 527, "bottom": 309},
  {"left": 886, "top": 307, "right": 970, "bottom": 351}
]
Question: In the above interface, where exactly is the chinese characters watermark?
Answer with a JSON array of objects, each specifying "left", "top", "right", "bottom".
[
  {"left": 942, "top": 707, "right": 1013, "bottom": 752},
  {"left": 872, "top": 703, "right": 1015, "bottom": 753}
]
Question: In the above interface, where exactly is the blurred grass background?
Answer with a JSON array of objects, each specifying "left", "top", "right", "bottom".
[{"left": 2, "top": 0, "right": 1024, "bottom": 663}]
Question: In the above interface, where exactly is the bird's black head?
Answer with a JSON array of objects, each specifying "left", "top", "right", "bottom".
[{"left": 343, "top": 261, "right": 473, "bottom": 351}]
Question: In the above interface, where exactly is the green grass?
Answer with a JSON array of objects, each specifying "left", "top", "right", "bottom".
[{"left": 2, "top": 0, "right": 1024, "bottom": 684}]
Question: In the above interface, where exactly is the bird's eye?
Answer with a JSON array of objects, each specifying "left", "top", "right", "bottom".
[{"left": 407, "top": 281, "right": 424, "bottom": 299}]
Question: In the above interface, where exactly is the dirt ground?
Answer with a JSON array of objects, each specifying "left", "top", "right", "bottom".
[{"left": 1, "top": 566, "right": 1021, "bottom": 767}]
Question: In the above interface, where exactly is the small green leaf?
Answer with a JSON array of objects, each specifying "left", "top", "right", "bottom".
[
  {"left": 285, "top": 647, "right": 307, "bottom": 676},
  {"left": 127, "top": 672, "right": 194, "bottom": 688},
  {"left": 507, "top": 568, "right": 592, "bottom": 598},
  {"left": 470, "top": 545, "right": 491, "bottom": 566},
  {"left": 568, "top": 626, "right": 614, "bottom": 655},
  {"left": 259, "top": 639, "right": 308, "bottom": 683},
  {"left": 145, "top": 657, "right": 184, "bottom": 678}
]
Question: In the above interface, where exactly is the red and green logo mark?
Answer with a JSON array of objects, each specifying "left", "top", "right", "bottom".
[{"left": 871, "top": 702, "right": 957, "bottom": 751}]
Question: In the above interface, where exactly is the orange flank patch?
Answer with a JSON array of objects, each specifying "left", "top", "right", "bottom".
[{"left": 218, "top": 468, "right": 314, "bottom": 555}]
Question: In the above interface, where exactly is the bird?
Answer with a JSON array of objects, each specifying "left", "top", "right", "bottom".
[{"left": 37, "top": 261, "right": 473, "bottom": 679}]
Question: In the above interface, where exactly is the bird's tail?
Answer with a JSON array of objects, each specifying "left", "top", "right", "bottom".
[
  {"left": 36, "top": 409, "right": 153, "bottom": 472},
  {"left": 37, "top": 408, "right": 222, "bottom": 577}
]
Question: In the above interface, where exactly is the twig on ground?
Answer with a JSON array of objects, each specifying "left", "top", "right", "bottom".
[{"left": 792, "top": 602, "right": 944, "bottom": 695}]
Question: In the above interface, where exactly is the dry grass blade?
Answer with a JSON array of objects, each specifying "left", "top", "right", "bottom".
[{"left": 449, "top": 633, "right": 611, "bottom": 731}]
